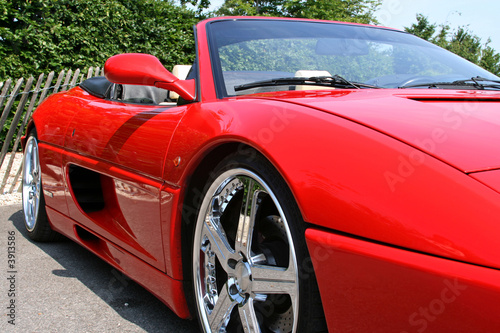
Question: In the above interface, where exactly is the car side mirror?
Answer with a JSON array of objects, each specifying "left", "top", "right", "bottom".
[{"left": 104, "top": 53, "right": 196, "bottom": 101}]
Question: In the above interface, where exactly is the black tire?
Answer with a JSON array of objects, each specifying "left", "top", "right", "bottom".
[
  {"left": 22, "top": 128, "right": 61, "bottom": 241},
  {"left": 187, "top": 151, "right": 327, "bottom": 332}
]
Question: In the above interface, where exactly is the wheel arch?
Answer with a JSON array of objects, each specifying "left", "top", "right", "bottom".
[
  {"left": 177, "top": 141, "right": 251, "bottom": 318},
  {"left": 178, "top": 141, "right": 327, "bottom": 331},
  {"left": 179, "top": 141, "right": 304, "bottom": 221},
  {"left": 178, "top": 140, "right": 300, "bottom": 263},
  {"left": 22, "top": 120, "right": 36, "bottom": 150},
  {"left": 176, "top": 139, "right": 309, "bottom": 301},
  {"left": 178, "top": 139, "right": 309, "bottom": 237}
]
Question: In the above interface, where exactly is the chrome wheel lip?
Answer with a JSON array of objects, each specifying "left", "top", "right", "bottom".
[
  {"left": 193, "top": 168, "right": 300, "bottom": 333},
  {"left": 22, "top": 136, "right": 41, "bottom": 232}
]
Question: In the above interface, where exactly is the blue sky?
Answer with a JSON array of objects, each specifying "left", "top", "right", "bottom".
[{"left": 208, "top": 0, "right": 500, "bottom": 52}]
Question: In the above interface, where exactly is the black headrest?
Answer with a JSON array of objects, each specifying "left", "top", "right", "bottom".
[{"left": 79, "top": 76, "right": 113, "bottom": 99}]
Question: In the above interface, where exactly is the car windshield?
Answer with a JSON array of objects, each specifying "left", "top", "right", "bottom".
[{"left": 207, "top": 19, "right": 500, "bottom": 96}]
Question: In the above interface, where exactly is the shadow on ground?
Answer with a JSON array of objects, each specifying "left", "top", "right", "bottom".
[{"left": 7, "top": 207, "right": 199, "bottom": 332}]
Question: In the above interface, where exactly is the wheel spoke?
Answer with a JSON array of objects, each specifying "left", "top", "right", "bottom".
[
  {"left": 235, "top": 179, "right": 265, "bottom": 256},
  {"left": 32, "top": 190, "right": 39, "bottom": 219},
  {"left": 208, "top": 285, "right": 237, "bottom": 332},
  {"left": 202, "top": 215, "right": 234, "bottom": 266},
  {"left": 194, "top": 167, "right": 300, "bottom": 333},
  {"left": 251, "top": 263, "right": 297, "bottom": 296},
  {"left": 239, "top": 299, "right": 261, "bottom": 333},
  {"left": 30, "top": 198, "right": 36, "bottom": 222},
  {"left": 31, "top": 144, "right": 38, "bottom": 175},
  {"left": 24, "top": 147, "right": 33, "bottom": 184}
]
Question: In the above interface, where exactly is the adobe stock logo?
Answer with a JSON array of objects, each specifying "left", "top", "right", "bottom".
[
  {"left": 384, "top": 99, "right": 480, "bottom": 193},
  {"left": 400, "top": 278, "right": 467, "bottom": 333},
  {"left": 249, "top": 106, "right": 297, "bottom": 145}
]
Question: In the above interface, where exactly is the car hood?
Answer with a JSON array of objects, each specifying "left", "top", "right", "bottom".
[{"left": 250, "top": 89, "right": 500, "bottom": 173}]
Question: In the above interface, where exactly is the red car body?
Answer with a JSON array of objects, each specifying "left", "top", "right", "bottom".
[{"left": 24, "top": 16, "right": 500, "bottom": 332}]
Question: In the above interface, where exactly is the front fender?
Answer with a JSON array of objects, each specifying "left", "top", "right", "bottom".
[{"left": 166, "top": 97, "right": 500, "bottom": 273}]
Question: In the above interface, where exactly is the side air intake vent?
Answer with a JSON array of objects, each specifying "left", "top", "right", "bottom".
[{"left": 68, "top": 165, "right": 105, "bottom": 213}]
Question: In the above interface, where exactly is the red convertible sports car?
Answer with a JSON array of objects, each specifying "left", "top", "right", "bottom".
[{"left": 22, "top": 16, "right": 500, "bottom": 332}]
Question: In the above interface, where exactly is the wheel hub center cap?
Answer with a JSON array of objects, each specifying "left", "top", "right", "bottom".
[
  {"left": 228, "top": 260, "right": 252, "bottom": 303},
  {"left": 235, "top": 261, "right": 251, "bottom": 292}
]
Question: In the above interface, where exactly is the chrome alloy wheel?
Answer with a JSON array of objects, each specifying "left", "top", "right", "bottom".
[
  {"left": 193, "top": 168, "right": 299, "bottom": 333},
  {"left": 22, "top": 135, "right": 41, "bottom": 231}
]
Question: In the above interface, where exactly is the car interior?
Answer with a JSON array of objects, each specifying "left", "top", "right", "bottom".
[{"left": 80, "top": 64, "right": 192, "bottom": 106}]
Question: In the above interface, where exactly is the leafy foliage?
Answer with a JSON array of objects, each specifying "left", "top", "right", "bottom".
[
  {"left": 180, "top": 0, "right": 212, "bottom": 13},
  {"left": 0, "top": 0, "right": 383, "bottom": 81},
  {"left": 285, "top": 0, "right": 381, "bottom": 23},
  {"left": 0, "top": 0, "right": 200, "bottom": 81},
  {"left": 217, "top": 0, "right": 286, "bottom": 16},
  {"left": 215, "top": 0, "right": 381, "bottom": 23},
  {"left": 404, "top": 14, "right": 437, "bottom": 42},
  {"left": 219, "top": 38, "right": 392, "bottom": 82},
  {"left": 405, "top": 14, "right": 500, "bottom": 76}
]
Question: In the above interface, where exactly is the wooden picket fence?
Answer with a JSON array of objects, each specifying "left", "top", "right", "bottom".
[{"left": 0, "top": 67, "right": 104, "bottom": 195}]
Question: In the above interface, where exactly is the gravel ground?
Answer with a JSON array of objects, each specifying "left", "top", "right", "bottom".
[{"left": 0, "top": 152, "right": 23, "bottom": 206}]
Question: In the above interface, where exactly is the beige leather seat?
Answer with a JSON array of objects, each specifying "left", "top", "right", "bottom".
[
  {"left": 169, "top": 65, "right": 192, "bottom": 100},
  {"left": 294, "top": 70, "right": 335, "bottom": 91}
]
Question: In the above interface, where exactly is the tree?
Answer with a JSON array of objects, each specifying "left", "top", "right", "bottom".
[
  {"left": 447, "top": 27, "right": 482, "bottom": 64},
  {"left": 180, "top": 0, "right": 212, "bottom": 13},
  {"left": 405, "top": 14, "right": 500, "bottom": 76},
  {"left": 0, "top": 0, "right": 200, "bottom": 80},
  {"left": 285, "top": 0, "right": 381, "bottom": 23},
  {"left": 216, "top": 0, "right": 286, "bottom": 16},
  {"left": 480, "top": 44, "right": 500, "bottom": 75},
  {"left": 404, "top": 14, "right": 438, "bottom": 42},
  {"left": 215, "top": 0, "right": 381, "bottom": 24}
]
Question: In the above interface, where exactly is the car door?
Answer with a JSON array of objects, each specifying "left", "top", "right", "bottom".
[{"left": 62, "top": 95, "right": 187, "bottom": 271}]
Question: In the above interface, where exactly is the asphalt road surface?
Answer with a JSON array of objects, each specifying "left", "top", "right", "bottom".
[{"left": 0, "top": 204, "right": 199, "bottom": 332}]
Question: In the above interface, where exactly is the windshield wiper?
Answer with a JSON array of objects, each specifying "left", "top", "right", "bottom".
[
  {"left": 399, "top": 76, "right": 500, "bottom": 89},
  {"left": 234, "top": 75, "right": 379, "bottom": 92},
  {"left": 453, "top": 76, "right": 500, "bottom": 87}
]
